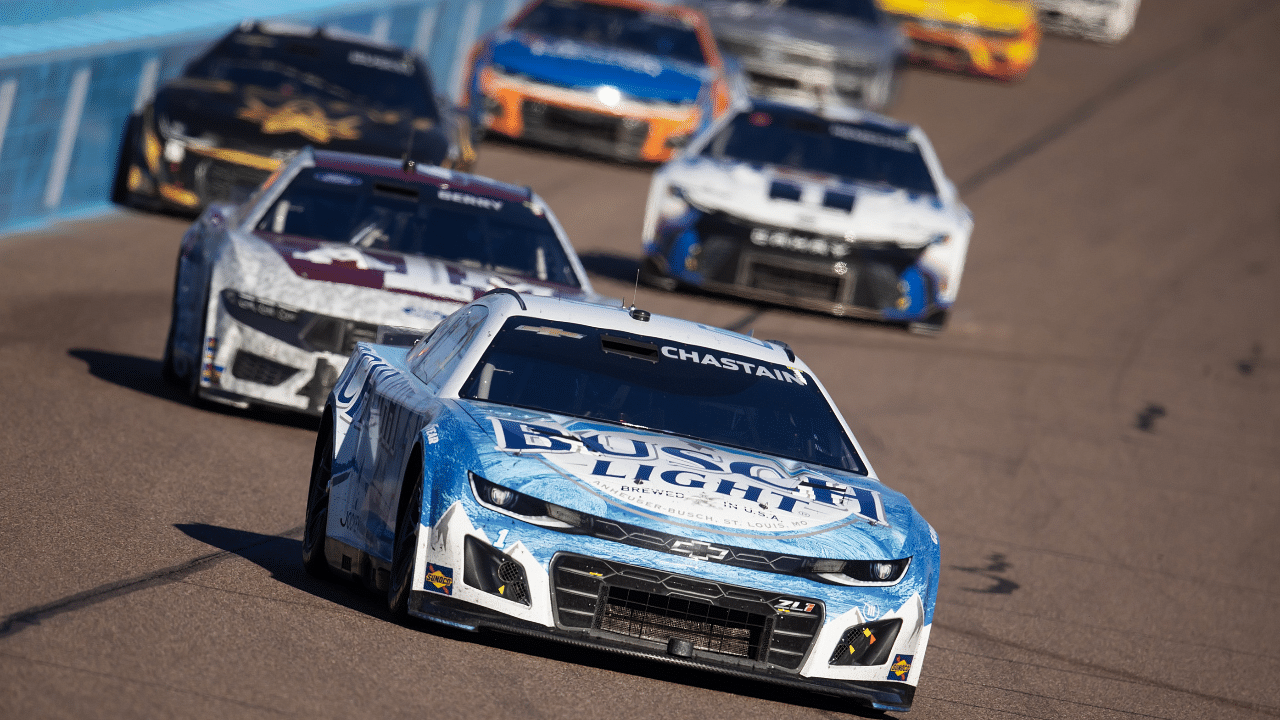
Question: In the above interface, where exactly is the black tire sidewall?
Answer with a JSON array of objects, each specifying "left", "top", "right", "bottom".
[
  {"left": 302, "top": 425, "right": 333, "bottom": 577},
  {"left": 387, "top": 476, "right": 423, "bottom": 620}
]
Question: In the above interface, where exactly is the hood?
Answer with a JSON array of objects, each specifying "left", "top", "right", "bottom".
[
  {"left": 699, "top": 0, "right": 898, "bottom": 60},
  {"left": 221, "top": 230, "right": 584, "bottom": 328},
  {"left": 457, "top": 402, "right": 925, "bottom": 560},
  {"left": 666, "top": 155, "right": 957, "bottom": 247},
  {"left": 153, "top": 78, "right": 449, "bottom": 164},
  {"left": 490, "top": 32, "right": 706, "bottom": 104}
]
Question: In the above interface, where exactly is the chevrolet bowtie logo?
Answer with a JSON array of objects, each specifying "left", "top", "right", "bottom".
[
  {"left": 670, "top": 540, "right": 730, "bottom": 561},
  {"left": 237, "top": 97, "right": 362, "bottom": 144}
]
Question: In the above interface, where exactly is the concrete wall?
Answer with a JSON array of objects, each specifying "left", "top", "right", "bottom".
[{"left": 0, "top": 0, "right": 525, "bottom": 234}]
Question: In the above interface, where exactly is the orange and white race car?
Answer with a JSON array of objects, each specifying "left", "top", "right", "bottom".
[
  {"left": 465, "top": 0, "right": 743, "bottom": 163},
  {"left": 877, "top": 0, "right": 1041, "bottom": 81}
]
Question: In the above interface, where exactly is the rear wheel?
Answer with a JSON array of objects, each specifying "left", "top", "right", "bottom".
[
  {"left": 302, "top": 425, "right": 334, "bottom": 578},
  {"left": 388, "top": 470, "right": 424, "bottom": 620}
]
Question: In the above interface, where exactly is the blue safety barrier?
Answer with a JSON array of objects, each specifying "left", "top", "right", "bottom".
[{"left": 0, "top": 0, "right": 525, "bottom": 234}]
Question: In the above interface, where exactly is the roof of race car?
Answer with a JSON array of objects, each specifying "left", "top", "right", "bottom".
[
  {"left": 743, "top": 98, "right": 916, "bottom": 137},
  {"left": 309, "top": 149, "right": 534, "bottom": 204},
  {"left": 475, "top": 292, "right": 804, "bottom": 369}
]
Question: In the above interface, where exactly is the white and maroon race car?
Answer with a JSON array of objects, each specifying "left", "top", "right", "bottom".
[{"left": 163, "top": 147, "right": 601, "bottom": 414}]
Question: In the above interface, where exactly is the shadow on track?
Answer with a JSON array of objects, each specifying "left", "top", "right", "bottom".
[
  {"left": 68, "top": 349, "right": 318, "bottom": 430},
  {"left": 175, "top": 520, "right": 895, "bottom": 718},
  {"left": 577, "top": 250, "right": 642, "bottom": 284}
]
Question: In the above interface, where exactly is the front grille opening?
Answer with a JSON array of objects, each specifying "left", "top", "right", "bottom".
[
  {"left": 599, "top": 586, "right": 768, "bottom": 660},
  {"left": 749, "top": 261, "right": 841, "bottom": 302},
  {"left": 230, "top": 351, "right": 299, "bottom": 386}
]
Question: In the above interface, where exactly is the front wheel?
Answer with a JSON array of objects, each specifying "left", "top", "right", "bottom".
[
  {"left": 302, "top": 425, "right": 334, "bottom": 578},
  {"left": 388, "top": 472, "right": 424, "bottom": 620}
]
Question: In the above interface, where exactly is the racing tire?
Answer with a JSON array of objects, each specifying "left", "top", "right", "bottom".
[
  {"left": 907, "top": 310, "right": 949, "bottom": 337},
  {"left": 110, "top": 115, "right": 140, "bottom": 208},
  {"left": 302, "top": 424, "right": 334, "bottom": 578},
  {"left": 160, "top": 259, "right": 184, "bottom": 386},
  {"left": 184, "top": 286, "right": 212, "bottom": 405},
  {"left": 388, "top": 468, "right": 424, "bottom": 621}
]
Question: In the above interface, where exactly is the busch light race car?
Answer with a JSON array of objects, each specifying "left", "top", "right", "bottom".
[
  {"left": 302, "top": 291, "right": 940, "bottom": 712},
  {"left": 641, "top": 100, "right": 971, "bottom": 333},
  {"left": 113, "top": 21, "right": 477, "bottom": 215},
  {"left": 163, "top": 148, "right": 596, "bottom": 415},
  {"left": 465, "top": 0, "right": 743, "bottom": 162}
]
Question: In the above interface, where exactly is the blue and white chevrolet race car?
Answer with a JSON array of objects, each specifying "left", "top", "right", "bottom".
[{"left": 303, "top": 291, "right": 940, "bottom": 711}]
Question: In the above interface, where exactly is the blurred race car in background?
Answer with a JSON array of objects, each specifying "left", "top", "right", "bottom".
[
  {"left": 465, "top": 0, "right": 743, "bottom": 162},
  {"left": 686, "top": 0, "right": 905, "bottom": 111},
  {"left": 303, "top": 291, "right": 940, "bottom": 712},
  {"left": 1032, "top": 0, "right": 1140, "bottom": 42},
  {"left": 163, "top": 148, "right": 597, "bottom": 415},
  {"left": 641, "top": 100, "right": 971, "bottom": 334},
  {"left": 877, "top": 0, "right": 1041, "bottom": 81},
  {"left": 114, "top": 21, "right": 477, "bottom": 215}
]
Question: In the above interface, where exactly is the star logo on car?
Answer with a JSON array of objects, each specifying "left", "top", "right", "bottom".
[
  {"left": 237, "top": 97, "right": 362, "bottom": 144},
  {"left": 670, "top": 540, "right": 730, "bottom": 561}
]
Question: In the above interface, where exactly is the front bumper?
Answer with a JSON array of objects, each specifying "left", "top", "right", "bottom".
[
  {"left": 406, "top": 501, "right": 930, "bottom": 712},
  {"left": 898, "top": 21, "right": 1040, "bottom": 80},
  {"left": 716, "top": 37, "right": 893, "bottom": 110},
  {"left": 194, "top": 290, "right": 411, "bottom": 415},
  {"left": 124, "top": 119, "right": 280, "bottom": 214},
  {"left": 646, "top": 208, "right": 953, "bottom": 323},
  {"left": 478, "top": 71, "right": 700, "bottom": 162}
]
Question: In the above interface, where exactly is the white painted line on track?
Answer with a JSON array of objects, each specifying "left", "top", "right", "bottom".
[
  {"left": 132, "top": 57, "right": 159, "bottom": 113},
  {"left": 44, "top": 66, "right": 91, "bottom": 210},
  {"left": 0, "top": 78, "right": 17, "bottom": 163},
  {"left": 449, "top": 1, "right": 482, "bottom": 102},
  {"left": 412, "top": 4, "right": 439, "bottom": 58}
]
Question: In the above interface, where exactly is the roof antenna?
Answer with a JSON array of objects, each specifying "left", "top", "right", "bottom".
[
  {"left": 401, "top": 126, "right": 416, "bottom": 173},
  {"left": 627, "top": 269, "right": 650, "bottom": 322}
]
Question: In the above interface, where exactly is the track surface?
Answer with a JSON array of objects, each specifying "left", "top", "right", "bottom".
[{"left": 2, "top": 1, "right": 1279, "bottom": 717}]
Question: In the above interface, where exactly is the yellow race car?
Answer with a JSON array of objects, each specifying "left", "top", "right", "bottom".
[{"left": 877, "top": 0, "right": 1040, "bottom": 81}]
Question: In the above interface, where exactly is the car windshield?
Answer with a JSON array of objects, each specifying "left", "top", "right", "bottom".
[
  {"left": 461, "top": 318, "right": 866, "bottom": 473},
  {"left": 187, "top": 32, "right": 438, "bottom": 117},
  {"left": 702, "top": 109, "right": 938, "bottom": 195},
  {"left": 516, "top": 0, "right": 706, "bottom": 66},
  {"left": 255, "top": 168, "right": 581, "bottom": 287},
  {"left": 728, "top": 0, "right": 880, "bottom": 23}
]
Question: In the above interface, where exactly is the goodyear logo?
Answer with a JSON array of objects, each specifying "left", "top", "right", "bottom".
[
  {"left": 887, "top": 654, "right": 913, "bottom": 681},
  {"left": 425, "top": 564, "right": 453, "bottom": 596}
]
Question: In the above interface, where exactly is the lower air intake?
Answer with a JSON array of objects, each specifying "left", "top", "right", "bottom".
[
  {"left": 600, "top": 586, "right": 766, "bottom": 660},
  {"left": 230, "top": 351, "right": 298, "bottom": 386}
]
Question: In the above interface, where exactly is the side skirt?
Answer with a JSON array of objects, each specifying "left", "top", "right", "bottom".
[{"left": 325, "top": 537, "right": 392, "bottom": 592}]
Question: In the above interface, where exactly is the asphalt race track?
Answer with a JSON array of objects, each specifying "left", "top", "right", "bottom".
[{"left": 2, "top": 1, "right": 1278, "bottom": 717}]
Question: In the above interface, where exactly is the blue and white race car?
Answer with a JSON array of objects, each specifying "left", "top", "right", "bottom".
[
  {"left": 641, "top": 100, "right": 972, "bottom": 333},
  {"left": 303, "top": 291, "right": 940, "bottom": 711}
]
